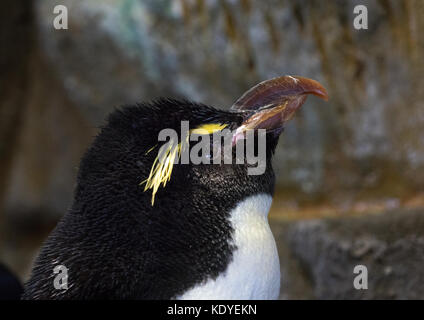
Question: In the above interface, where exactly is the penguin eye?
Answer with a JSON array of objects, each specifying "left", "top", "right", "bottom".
[{"left": 140, "top": 123, "right": 228, "bottom": 206}]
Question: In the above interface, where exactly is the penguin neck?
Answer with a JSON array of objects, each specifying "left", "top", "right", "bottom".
[{"left": 177, "top": 193, "right": 281, "bottom": 299}]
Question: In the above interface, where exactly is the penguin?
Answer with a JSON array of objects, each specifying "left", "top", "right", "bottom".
[
  {"left": 22, "top": 76, "right": 328, "bottom": 300},
  {"left": 0, "top": 263, "right": 23, "bottom": 300}
]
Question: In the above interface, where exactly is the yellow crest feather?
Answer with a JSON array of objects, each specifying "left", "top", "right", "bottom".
[
  {"left": 140, "top": 123, "right": 227, "bottom": 205},
  {"left": 190, "top": 123, "right": 228, "bottom": 135}
]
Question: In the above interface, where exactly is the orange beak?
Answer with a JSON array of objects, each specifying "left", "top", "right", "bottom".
[{"left": 231, "top": 75, "right": 328, "bottom": 133}]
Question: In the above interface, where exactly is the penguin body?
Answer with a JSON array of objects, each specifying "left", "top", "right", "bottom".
[
  {"left": 0, "top": 263, "right": 23, "bottom": 300},
  {"left": 22, "top": 76, "right": 328, "bottom": 300},
  {"left": 177, "top": 193, "right": 280, "bottom": 299},
  {"left": 23, "top": 100, "right": 276, "bottom": 299}
]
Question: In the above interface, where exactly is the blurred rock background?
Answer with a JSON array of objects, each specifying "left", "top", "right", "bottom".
[{"left": 0, "top": 0, "right": 423, "bottom": 299}]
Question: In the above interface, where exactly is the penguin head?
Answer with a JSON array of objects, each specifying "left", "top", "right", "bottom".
[{"left": 75, "top": 76, "right": 328, "bottom": 214}]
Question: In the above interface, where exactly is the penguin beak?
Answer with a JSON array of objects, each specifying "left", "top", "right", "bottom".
[{"left": 231, "top": 76, "right": 328, "bottom": 137}]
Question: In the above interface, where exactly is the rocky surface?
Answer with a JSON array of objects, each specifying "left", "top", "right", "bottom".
[{"left": 271, "top": 208, "right": 424, "bottom": 299}]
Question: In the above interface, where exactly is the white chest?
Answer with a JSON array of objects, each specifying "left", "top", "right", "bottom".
[{"left": 177, "top": 194, "right": 281, "bottom": 300}]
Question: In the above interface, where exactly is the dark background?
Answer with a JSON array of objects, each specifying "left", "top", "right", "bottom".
[{"left": 1, "top": 0, "right": 423, "bottom": 299}]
